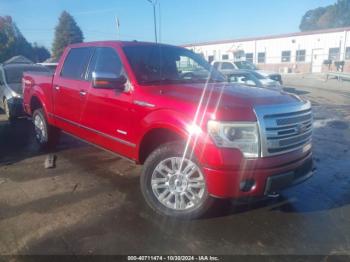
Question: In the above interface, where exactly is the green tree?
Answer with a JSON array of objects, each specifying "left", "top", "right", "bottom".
[
  {"left": 0, "top": 16, "right": 49, "bottom": 62},
  {"left": 52, "top": 11, "right": 84, "bottom": 59},
  {"left": 32, "top": 42, "right": 51, "bottom": 62},
  {"left": 0, "top": 16, "right": 18, "bottom": 61},
  {"left": 300, "top": 0, "right": 350, "bottom": 31}
]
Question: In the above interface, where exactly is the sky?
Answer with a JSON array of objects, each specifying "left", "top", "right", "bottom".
[{"left": 0, "top": 0, "right": 337, "bottom": 50}]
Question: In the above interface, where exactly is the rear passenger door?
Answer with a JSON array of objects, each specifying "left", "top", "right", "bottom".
[{"left": 53, "top": 47, "right": 94, "bottom": 129}]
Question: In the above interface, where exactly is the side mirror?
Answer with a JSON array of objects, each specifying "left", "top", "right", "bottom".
[{"left": 92, "top": 72, "right": 127, "bottom": 90}]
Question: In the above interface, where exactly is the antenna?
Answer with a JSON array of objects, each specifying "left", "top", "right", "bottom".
[
  {"left": 146, "top": 0, "right": 158, "bottom": 43},
  {"left": 115, "top": 16, "right": 120, "bottom": 40}
]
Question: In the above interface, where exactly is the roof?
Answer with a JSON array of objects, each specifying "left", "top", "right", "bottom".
[
  {"left": 67, "top": 40, "right": 178, "bottom": 49},
  {"left": 3, "top": 55, "right": 33, "bottom": 65},
  {"left": 3, "top": 63, "right": 47, "bottom": 70},
  {"left": 183, "top": 26, "right": 350, "bottom": 47}
]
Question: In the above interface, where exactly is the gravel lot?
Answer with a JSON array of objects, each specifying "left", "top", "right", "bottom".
[{"left": 0, "top": 74, "right": 350, "bottom": 256}]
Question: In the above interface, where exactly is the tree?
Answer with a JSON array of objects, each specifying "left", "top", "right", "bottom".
[
  {"left": 300, "top": 0, "right": 350, "bottom": 31},
  {"left": 32, "top": 42, "right": 51, "bottom": 62},
  {"left": 0, "top": 16, "right": 18, "bottom": 61},
  {"left": 52, "top": 11, "right": 84, "bottom": 59},
  {"left": 0, "top": 16, "right": 50, "bottom": 62}
]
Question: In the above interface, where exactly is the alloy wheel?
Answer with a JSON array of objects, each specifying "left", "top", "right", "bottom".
[
  {"left": 34, "top": 114, "right": 47, "bottom": 143},
  {"left": 151, "top": 157, "right": 206, "bottom": 211}
]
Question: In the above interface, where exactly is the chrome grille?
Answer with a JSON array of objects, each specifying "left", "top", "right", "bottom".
[{"left": 254, "top": 101, "right": 313, "bottom": 157}]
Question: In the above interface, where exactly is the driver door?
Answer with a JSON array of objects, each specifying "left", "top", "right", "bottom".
[{"left": 79, "top": 46, "right": 134, "bottom": 158}]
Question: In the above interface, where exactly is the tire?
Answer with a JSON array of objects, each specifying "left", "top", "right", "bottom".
[
  {"left": 32, "top": 108, "right": 60, "bottom": 150},
  {"left": 3, "top": 98, "right": 15, "bottom": 121},
  {"left": 141, "top": 141, "right": 214, "bottom": 219}
]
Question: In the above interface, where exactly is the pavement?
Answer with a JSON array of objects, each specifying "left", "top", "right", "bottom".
[{"left": 0, "top": 74, "right": 350, "bottom": 255}]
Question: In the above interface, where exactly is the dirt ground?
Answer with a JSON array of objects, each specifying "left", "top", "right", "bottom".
[{"left": 0, "top": 74, "right": 350, "bottom": 256}]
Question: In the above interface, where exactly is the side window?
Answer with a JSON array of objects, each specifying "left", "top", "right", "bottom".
[
  {"left": 245, "top": 53, "right": 253, "bottom": 63},
  {"left": 87, "top": 47, "right": 123, "bottom": 80},
  {"left": 281, "top": 51, "right": 291, "bottom": 62},
  {"left": 222, "top": 54, "right": 229, "bottom": 60},
  {"left": 328, "top": 48, "right": 340, "bottom": 61},
  {"left": 221, "top": 62, "right": 235, "bottom": 70},
  {"left": 60, "top": 47, "right": 94, "bottom": 80}
]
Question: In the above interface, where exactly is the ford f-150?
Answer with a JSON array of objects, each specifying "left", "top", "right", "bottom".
[{"left": 23, "top": 41, "right": 313, "bottom": 218}]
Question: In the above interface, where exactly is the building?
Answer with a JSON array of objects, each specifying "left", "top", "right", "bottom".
[{"left": 184, "top": 27, "right": 350, "bottom": 74}]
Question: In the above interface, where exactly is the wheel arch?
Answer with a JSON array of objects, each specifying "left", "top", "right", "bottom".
[{"left": 138, "top": 126, "right": 187, "bottom": 164}]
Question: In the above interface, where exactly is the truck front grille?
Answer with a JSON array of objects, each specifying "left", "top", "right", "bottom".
[{"left": 254, "top": 101, "right": 313, "bottom": 157}]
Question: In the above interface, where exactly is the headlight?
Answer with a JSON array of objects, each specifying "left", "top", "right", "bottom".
[
  {"left": 207, "top": 120, "right": 260, "bottom": 158},
  {"left": 11, "top": 90, "right": 22, "bottom": 98}
]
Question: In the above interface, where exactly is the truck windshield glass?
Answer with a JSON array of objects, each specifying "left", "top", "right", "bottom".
[
  {"left": 235, "top": 61, "right": 258, "bottom": 70},
  {"left": 123, "top": 45, "right": 225, "bottom": 85},
  {"left": 5, "top": 65, "right": 49, "bottom": 84}
]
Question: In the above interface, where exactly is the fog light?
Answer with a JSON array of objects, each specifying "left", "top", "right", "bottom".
[{"left": 239, "top": 179, "right": 255, "bottom": 192}]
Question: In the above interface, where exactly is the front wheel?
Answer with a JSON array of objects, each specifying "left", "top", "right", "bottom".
[
  {"left": 141, "top": 142, "right": 214, "bottom": 219},
  {"left": 32, "top": 108, "right": 60, "bottom": 150}
]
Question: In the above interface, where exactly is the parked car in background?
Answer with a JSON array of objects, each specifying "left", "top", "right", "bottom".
[
  {"left": 212, "top": 60, "right": 283, "bottom": 84},
  {"left": 23, "top": 41, "right": 313, "bottom": 219},
  {"left": 0, "top": 59, "right": 49, "bottom": 120},
  {"left": 227, "top": 70, "right": 282, "bottom": 91}
]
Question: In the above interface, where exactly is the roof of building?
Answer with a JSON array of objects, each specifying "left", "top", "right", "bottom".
[
  {"left": 183, "top": 27, "right": 350, "bottom": 47},
  {"left": 3, "top": 55, "right": 33, "bottom": 65}
]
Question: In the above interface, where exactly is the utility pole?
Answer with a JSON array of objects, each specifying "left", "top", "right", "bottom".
[{"left": 147, "top": 0, "right": 157, "bottom": 43}]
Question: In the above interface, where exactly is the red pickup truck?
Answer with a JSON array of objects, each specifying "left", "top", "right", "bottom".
[{"left": 23, "top": 41, "right": 313, "bottom": 218}]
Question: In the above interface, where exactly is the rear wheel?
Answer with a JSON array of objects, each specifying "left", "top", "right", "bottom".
[
  {"left": 32, "top": 108, "right": 60, "bottom": 150},
  {"left": 141, "top": 142, "right": 214, "bottom": 219}
]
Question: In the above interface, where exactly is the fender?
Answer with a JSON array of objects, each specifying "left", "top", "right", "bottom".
[
  {"left": 136, "top": 109, "right": 208, "bottom": 162},
  {"left": 29, "top": 86, "right": 55, "bottom": 125}
]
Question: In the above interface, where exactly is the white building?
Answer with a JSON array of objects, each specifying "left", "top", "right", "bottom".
[{"left": 184, "top": 27, "right": 350, "bottom": 73}]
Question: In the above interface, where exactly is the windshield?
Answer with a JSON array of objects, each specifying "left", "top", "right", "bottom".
[
  {"left": 123, "top": 45, "right": 225, "bottom": 85},
  {"left": 4, "top": 65, "right": 49, "bottom": 84},
  {"left": 234, "top": 61, "right": 258, "bottom": 70}
]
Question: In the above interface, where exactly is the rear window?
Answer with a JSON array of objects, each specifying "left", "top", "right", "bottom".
[
  {"left": 4, "top": 65, "right": 49, "bottom": 84},
  {"left": 60, "top": 47, "right": 94, "bottom": 80},
  {"left": 221, "top": 62, "right": 235, "bottom": 70}
]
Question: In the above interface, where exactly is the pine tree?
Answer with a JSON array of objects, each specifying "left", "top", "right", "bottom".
[{"left": 52, "top": 11, "right": 84, "bottom": 59}]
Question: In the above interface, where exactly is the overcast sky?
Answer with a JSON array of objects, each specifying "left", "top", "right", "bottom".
[{"left": 0, "top": 0, "right": 336, "bottom": 49}]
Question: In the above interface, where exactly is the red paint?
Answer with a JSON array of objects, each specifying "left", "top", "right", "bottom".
[{"left": 23, "top": 41, "right": 312, "bottom": 198}]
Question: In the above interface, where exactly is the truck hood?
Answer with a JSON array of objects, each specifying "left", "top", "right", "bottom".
[{"left": 156, "top": 82, "right": 300, "bottom": 110}]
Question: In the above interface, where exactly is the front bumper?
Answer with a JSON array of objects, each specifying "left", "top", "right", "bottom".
[
  {"left": 202, "top": 149, "right": 313, "bottom": 198},
  {"left": 7, "top": 97, "right": 24, "bottom": 117}
]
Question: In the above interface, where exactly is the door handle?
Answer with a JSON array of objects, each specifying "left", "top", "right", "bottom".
[
  {"left": 54, "top": 86, "right": 60, "bottom": 91},
  {"left": 79, "top": 90, "right": 87, "bottom": 96}
]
